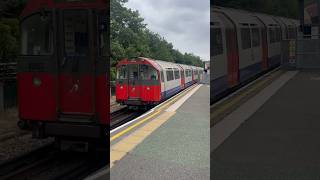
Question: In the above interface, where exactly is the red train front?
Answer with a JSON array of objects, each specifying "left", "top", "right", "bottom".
[
  {"left": 116, "top": 58, "right": 161, "bottom": 106},
  {"left": 17, "top": 0, "right": 108, "bottom": 148}
]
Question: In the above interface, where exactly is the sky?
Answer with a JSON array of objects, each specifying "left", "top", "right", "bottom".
[{"left": 125, "top": 0, "right": 210, "bottom": 61}]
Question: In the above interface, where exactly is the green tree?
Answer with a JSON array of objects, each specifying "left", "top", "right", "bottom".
[{"left": 110, "top": 0, "right": 204, "bottom": 80}]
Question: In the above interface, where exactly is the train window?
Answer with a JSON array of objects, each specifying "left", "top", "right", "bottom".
[
  {"left": 149, "top": 68, "right": 158, "bottom": 80},
  {"left": 21, "top": 12, "right": 53, "bottom": 55},
  {"left": 212, "top": 28, "right": 223, "bottom": 56},
  {"left": 276, "top": 28, "right": 281, "bottom": 42},
  {"left": 140, "top": 65, "right": 158, "bottom": 80},
  {"left": 252, "top": 28, "right": 260, "bottom": 47},
  {"left": 161, "top": 71, "right": 164, "bottom": 82},
  {"left": 186, "top": 69, "right": 191, "bottom": 77},
  {"left": 117, "top": 65, "right": 127, "bottom": 79},
  {"left": 174, "top": 69, "right": 180, "bottom": 79},
  {"left": 140, "top": 65, "right": 149, "bottom": 80},
  {"left": 63, "top": 10, "right": 89, "bottom": 56},
  {"left": 241, "top": 28, "right": 251, "bottom": 49},
  {"left": 166, "top": 70, "right": 174, "bottom": 81}
]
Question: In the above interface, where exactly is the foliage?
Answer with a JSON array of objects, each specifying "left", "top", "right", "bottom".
[
  {"left": 214, "top": 0, "right": 299, "bottom": 18},
  {"left": 0, "top": 0, "right": 26, "bottom": 62},
  {"left": 0, "top": 18, "right": 19, "bottom": 62},
  {"left": 110, "top": 0, "right": 203, "bottom": 80}
]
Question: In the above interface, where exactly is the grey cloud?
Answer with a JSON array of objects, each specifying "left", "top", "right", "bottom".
[{"left": 126, "top": 0, "right": 210, "bottom": 61}]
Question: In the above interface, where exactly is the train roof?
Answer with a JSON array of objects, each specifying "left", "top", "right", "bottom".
[
  {"left": 21, "top": 0, "right": 107, "bottom": 17},
  {"left": 214, "top": 6, "right": 261, "bottom": 26},
  {"left": 117, "top": 57, "right": 202, "bottom": 71},
  {"left": 212, "top": 6, "right": 299, "bottom": 27}
]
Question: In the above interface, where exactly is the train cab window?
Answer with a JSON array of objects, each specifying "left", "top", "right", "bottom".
[
  {"left": 241, "top": 28, "right": 251, "bottom": 49},
  {"left": 150, "top": 68, "right": 158, "bottom": 80},
  {"left": 252, "top": 28, "right": 260, "bottom": 47},
  {"left": 166, "top": 69, "right": 174, "bottom": 81},
  {"left": 117, "top": 65, "right": 127, "bottom": 79},
  {"left": 21, "top": 12, "right": 53, "bottom": 55},
  {"left": 212, "top": 28, "right": 223, "bottom": 56},
  {"left": 174, "top": 69, "right": 180, "bottom": 79},
  {"left": 140, "top": 65, "right": 158, "bottom": 80},
  {"left": 63, "top": 10, "right": 89, "bottom": 56}
]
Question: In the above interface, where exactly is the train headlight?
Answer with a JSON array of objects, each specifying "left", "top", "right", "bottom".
[
  {"left": 32, "top": 77, "right": 42, "bottom": 87},
  {"left": 120, "top": 86, "right": 123, "bottom": 89},
  {"left": 147, "top": 87, "right": 150, "bottom": 91}
]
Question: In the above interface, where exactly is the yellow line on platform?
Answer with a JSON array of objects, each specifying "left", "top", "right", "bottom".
[
  {"left": 110, "top": 84, "right": 200, "bottom": 168},
  {"left": 110, "top": 111, "right": 176, "bottom": 168},
  {"left": 110, "top": 84, "right": 198, "bottom": 142},
  {"left": 211, "top": 70, "right": 283, "bottom": 126}
]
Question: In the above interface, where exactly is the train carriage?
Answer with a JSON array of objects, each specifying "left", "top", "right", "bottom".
[
  {"left": 18, "top": 0, "right": 108, "bottom": 148},
  {"left": 211, "top": 6, "right": 299, "bottom": 103},
  {"left": 255, "top": 13, "right": 282, "bottom": 68},
  {"left": 116, "top": 57, "right": 202, "bottom": 106}
]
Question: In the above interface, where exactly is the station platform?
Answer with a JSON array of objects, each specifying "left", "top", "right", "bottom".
[
  {"left": 212, "top": 70, "right": 320, "bottom": 179},
  {"left": 88, "top": 82, "right": 210, "bottom": 180}
]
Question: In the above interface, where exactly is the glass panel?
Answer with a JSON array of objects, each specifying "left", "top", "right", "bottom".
[
  {"left": 129, "top": 64, "right": 139, "bottom": 80},
  {"left": 241, "top": 28, "right": 251, "bottom": 49},
  {"left": 64, "top": 10, "right": 88, "bottom": 56},
  {"left": 252, "top": 28, "right": 260, "bottom": 47},
  {"left": 140, "top": 64, "right": 149, "bottom": 80},
  {"left": 212, "top": 28, "right": 223, "bottom": 56},
  {"left": 149, "top": 68, "right": 158, "bottom": 80},
  {"left": 117, "top": 65, "right": 127, "bottom": 79},
  {"left": 21, "top": 12, "right": 53, "bottom": 55}
]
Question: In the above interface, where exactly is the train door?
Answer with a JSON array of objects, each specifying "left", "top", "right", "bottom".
[
  {"left": 128, "top": 64, "right": 140, "bottom": 99},
  {"left": 160, "top": 70, "right": 165, "bottom": 98},
  {"left": 180, "top": 67, "right": 185, "bottom": 89},
  {"left": 219, "top": 12, "right": 239, "bottom": 87},
  {"left": 251, "top": 25, "right": 262, "bottom": 71},
  {"left": 58, "top": 9, "right": 95, "bottom": 118}
]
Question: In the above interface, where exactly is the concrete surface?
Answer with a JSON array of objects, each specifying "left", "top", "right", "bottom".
[
  {"left": 212, "top": 71, "right": 320, "bottom": 179},
  {"left": 110, "top": 85, "right": 210, "bottom": 180}
]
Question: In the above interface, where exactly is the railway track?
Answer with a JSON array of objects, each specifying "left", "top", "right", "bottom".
[
  {"left": 110, "top": 107, "right": 146, "bottom": 130},
  {"left": 0, "top": 143, "right": 108, "bottom": 180}
]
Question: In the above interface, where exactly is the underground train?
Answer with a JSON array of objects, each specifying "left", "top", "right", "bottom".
[
  {"left": 17, "top": 0, "right": 108, "bottom": 149},
  {"left": 211, "top": 6, "right": 299, "bottom": 103},
  {"left": 115, "top": 57, "right": 204, "bottom": 106}
]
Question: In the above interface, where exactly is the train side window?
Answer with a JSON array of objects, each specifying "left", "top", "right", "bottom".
[
  {"left": 117, "top": 65, "right": 127, "bottom": 79},
  {"left": 166, "top": 69, "right": 174, "bottom": 81},
  {"left": 174, "top": 69, "right": 180, "bottom": 79},
  {"left": 252, "top": 28, "right": 260, "bottom": 47},
  {"left": 161, "top": 71, "right": 164, "bottom": 82},
  {"left": 276, "top": 28, "right": 281, "bottom": 42},
  {"left": 269, "top": 28, "right": 275, "bottom": 43},
  {"left": 212, "top": 28, "right": 223, "bottom": 56},
  {"left": 241, "top": 28, "right": 251, "bottom": 49}
]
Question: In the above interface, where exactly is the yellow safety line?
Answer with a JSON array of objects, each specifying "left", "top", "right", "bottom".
[
  {"left": 211, "top": 70, "right": 283, "bottom": 126},
  {"left": 110, "top": 111, "right": 161, "bottom": 142},
  {"left": 110, "top": 84, "right": 198, "bottom": 142}
]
